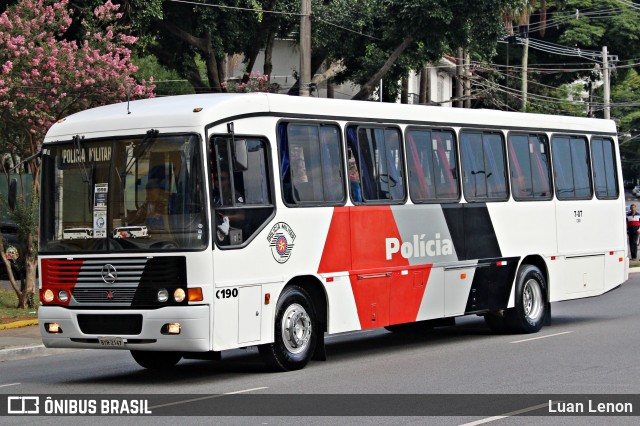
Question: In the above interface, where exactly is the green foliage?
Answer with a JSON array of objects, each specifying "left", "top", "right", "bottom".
[
  {"left": 316, "top": 0, "right": 519, "bottom": 93},
  {"left": 134, "top": 55, "right": 195, "bottom": 96},
  {"left": 612, "top": 67, "right": 640, "bottom": 181}
]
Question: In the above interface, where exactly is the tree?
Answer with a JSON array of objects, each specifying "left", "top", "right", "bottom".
[
  {"left": 307, "top": 0, "right": 522, "bottom": 101},
  {"left": 118, "top": 0, "right": 298, "bottom": 93},
  {"left": 0, "top": 0, "right": 154, "bottom": 308}
]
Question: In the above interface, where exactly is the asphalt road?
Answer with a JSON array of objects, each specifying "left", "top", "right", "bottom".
[{"left": 1, "top": 274, "right": 640, "bottom": 425}]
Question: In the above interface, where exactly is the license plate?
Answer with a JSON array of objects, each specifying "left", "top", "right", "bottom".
[{"left": 98, "top": 336, "right": 124, "bottom": 347}]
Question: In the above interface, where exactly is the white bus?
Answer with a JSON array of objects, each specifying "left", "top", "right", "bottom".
[
  {"left": 38, "top": 94, "right": 627, "bottom": 371},
  {"left": 62, "top": 228, "right": 93, "bottom": 240}
]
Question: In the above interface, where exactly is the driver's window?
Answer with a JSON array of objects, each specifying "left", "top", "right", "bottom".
[
  {"left": 210, "top": 137, "right": 274, "bottom": 247},
  {"left": 347, "top": 125, "right": 405, "bottom": 203}
]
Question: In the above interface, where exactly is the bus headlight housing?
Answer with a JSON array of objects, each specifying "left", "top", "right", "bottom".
[
  {"left": 174, "top": 288, "right": 186, "bottom": 303},
  {"left": 43, "top": 289, "right": 54, "bottom": 303},
  {"left": 157, "top": 288, "right": 169, "bottom": 303},
  {"left": 58, "top": 290, "right": 69, "bottom": 303}
]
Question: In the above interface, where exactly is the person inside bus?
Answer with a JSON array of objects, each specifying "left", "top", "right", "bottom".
[
  {"left": 627, "top": 203, "right": 640, "bottom": 260},
  {"left": 129, "top": 166, "right": 170, "bottom": 233},
  {"left": 212, "top": 170, "right": 245, "bottom": 244},
  {"left": 348, "top": 150, "right": 363, "bottom": 202}
]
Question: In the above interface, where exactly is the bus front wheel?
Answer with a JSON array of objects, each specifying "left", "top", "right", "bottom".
[
  {"left": 259, "top": 285, "right": 317, "bottom": 371},
  {"left": 130, "top": 350, "right": 182, "bottom": 369},
  {"left": 505, "top": 264, "right": 547, "bottom": 333}
]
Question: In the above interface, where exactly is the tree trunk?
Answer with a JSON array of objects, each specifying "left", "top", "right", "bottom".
[
  {"left": 352, "top": 36, "right": 414, "bottom": 101},
  {"left": 327, "top": 78, "right": 334, "bottom": 98},
  {"left": 456, "top": 48, "right": 463, "bottom": 108},
  {"left": 288, "top": 49, "right": 329, "bottom": 96},
  {"left": 264, "top": 31, "right": 276, "bottom": 80},
  {"left": 401, "top": 76, "right": 409, "bottom": 104},
  {"left": 18, "top": 256, "right": 37, "bottom": 309},
  {"left": 245, "top": 0, "right": 278, "bottom": 75},
  {"left": 419, "top": 65, "right": 429, "bottom": 104}
]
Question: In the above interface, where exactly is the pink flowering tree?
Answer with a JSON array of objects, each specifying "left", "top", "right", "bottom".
[
  {"left": 222, "top": 71, "right": 277, "bottom": 93},
  {"left": 0, "top": 0, "right": 154, "bottom": 308}
]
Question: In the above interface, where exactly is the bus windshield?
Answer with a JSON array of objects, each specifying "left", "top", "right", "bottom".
[{"left": 40, "top": 133, "right": 207, "bottom": 252}]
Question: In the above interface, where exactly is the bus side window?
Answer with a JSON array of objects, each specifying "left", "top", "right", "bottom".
[
  {"left": 552, "top": 135, "right": 592, "bottom": 200},
  {"left": 278, "top": 122, "right": 345, "bottom": 206},
  {"left": 347, "top": 125, "right": 405, "bottom": 203},
  {"left": 460, "top": 130, "right": 508, "bottom": 202},
  {"left": 406, "top": 128, "right": 459, "bottom": 202},
  {"left": 508, "top": 133, "right": 552, "bottom": 201}
]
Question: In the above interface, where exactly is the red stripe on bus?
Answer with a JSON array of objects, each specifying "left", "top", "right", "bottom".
[{"left": 319, "top": 206, "right": 430, "bottom": 329}]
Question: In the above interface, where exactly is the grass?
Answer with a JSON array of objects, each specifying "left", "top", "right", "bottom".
[{"left": 0, "top": 288, "right": 38, "bottom": 324}]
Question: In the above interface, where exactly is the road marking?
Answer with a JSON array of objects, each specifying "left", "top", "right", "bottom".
[
  {"left": 0, "top": 383, "right": 20, "bottom": 388},
  {"left": 148, "top": 386, "right": 268, "bottom": 410},
  {"left": 459, "top": 401, "right": 562, "bottom": 426},
  {"left": 510, "top": 331, "right": 572, "bottom": 344}
]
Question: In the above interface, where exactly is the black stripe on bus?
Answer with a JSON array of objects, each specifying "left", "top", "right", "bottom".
[
  {"left": 464, "top": 257, "right": 520, "bottom": 314},
  {"left": 441, "top": 203, "right": 502, "bottom": 261}
]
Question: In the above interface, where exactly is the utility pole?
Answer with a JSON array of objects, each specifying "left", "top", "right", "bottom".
[
  {"left": 299, "top": 0, "right": 311, "bottom": 97},
  {"left": 603, "top": 46, "right": 610, "bottom": 119},
  {"left": 519, "top": 19, "right": 529, "bottom": 112},
  {"left": 521, "top": 36, "right": 529, "bottom": 112},
  {"left": 464, "top": 50, "right": 471, "bottom": 108}
]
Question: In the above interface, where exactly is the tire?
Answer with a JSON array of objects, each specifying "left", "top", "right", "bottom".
[
  {"left": 258, "top": 285, "right": 317, "bottom": 371},
  {"left": 505, "top": 264, "right": 547, "bottom": 333},
  {"left": 130, "top": 350, "right": 182, "bottom": 369}
]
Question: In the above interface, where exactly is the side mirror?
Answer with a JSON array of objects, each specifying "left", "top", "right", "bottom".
[
  {"left": 7, "top": 178, "right": 17, "bottom": 211},
  {"left": 233, "top": 139, "right": 248, "bottom": 171}
]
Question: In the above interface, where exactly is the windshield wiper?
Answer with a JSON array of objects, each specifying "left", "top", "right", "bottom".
[
  {"left": 124, "top": 129, "right": 159, "bottom": 176},
  {"left": 72, "top": 135, "right": 89, "bottom": 183}
]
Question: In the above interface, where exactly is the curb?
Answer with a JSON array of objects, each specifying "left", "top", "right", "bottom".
[
  {"left": 0, "top": 345, "right": 80, "bottom": 362},
  {"left": 0, "top": 319, "right": 38, "bottom": 330}
]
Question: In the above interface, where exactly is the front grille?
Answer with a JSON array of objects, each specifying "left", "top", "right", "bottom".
[
  {"left": 41, "top": 256, "right": 187, "bottom": 307},
  {"left": 77, "top": 314, "right": 143, "bottom": 335},
  {"left": 72, "top": 287, "right": 137, "bottom": 303}
]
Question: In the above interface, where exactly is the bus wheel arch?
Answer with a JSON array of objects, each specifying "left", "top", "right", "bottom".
[
  {"left": 484, "top": 256, "right": 550, "bottom": 333},
  {"left": 505, "top": 262, "right": 548, "bottom": 333},
  {"left": 259, "top": 277, "right": 327, "bottom": 371}
]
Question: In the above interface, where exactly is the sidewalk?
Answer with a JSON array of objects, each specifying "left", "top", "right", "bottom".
[{"left": 0, "top": 321, "right": 79, "bottom": 362}]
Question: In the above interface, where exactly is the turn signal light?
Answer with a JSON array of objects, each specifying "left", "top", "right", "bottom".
[{"left": 188, "top": 287, "right": 203, "bottom": 302}]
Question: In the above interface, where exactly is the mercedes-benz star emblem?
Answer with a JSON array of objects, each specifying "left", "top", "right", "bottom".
[{"left": 101, "top": 264, "right": 117, "bottom": 284}]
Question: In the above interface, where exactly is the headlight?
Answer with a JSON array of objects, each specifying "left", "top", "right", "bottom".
[
  {"left": 58, "top": 290, "right": 69, "bottom": 303},
  {"left": 174, "top": 288, "right": 186, "bottom": 303},
  {"left": 43, "top": 289, "right": 54, "bottom": 303},
  {"left": 157, "top": 289, "right": 169, "bottom": 303}
]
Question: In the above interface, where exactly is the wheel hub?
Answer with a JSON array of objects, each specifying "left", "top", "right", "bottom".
[
  {"left": 523, "top": 278, "right": 543, "bottom": 323},
  {"left": 281, "top": 303, "right": 312, "bottom": 354}
]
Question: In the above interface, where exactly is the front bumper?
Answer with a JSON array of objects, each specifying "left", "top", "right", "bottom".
[{"left": 39, "top": 305, "right": 210, "bottom": 352}]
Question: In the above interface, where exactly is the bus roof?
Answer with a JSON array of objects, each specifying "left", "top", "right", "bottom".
[{"left": 44, "top": 93, "right": 617, "bottom": 142}]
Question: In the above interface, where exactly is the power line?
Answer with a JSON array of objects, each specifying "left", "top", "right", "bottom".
[
  {"left": 167, "top": 0, "right": 301, "bottom": 16},
  {"left": 167, "top": 0, "right": 382, "bottom": 40}
]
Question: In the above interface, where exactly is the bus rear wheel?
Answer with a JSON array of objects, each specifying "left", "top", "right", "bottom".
[
  {"left": 130, "top": 350, "right": 182, "bottom": 369},
  {"left": 505, "top": 264, "right": 547, "bottom": 333},
  {"left": 259, "top": 285, "right": 317, "bottom": 371}
]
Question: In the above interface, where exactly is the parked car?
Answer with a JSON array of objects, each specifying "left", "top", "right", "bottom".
[{"left": 633, "top": 185, "right": 640, "bottom": 196}]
